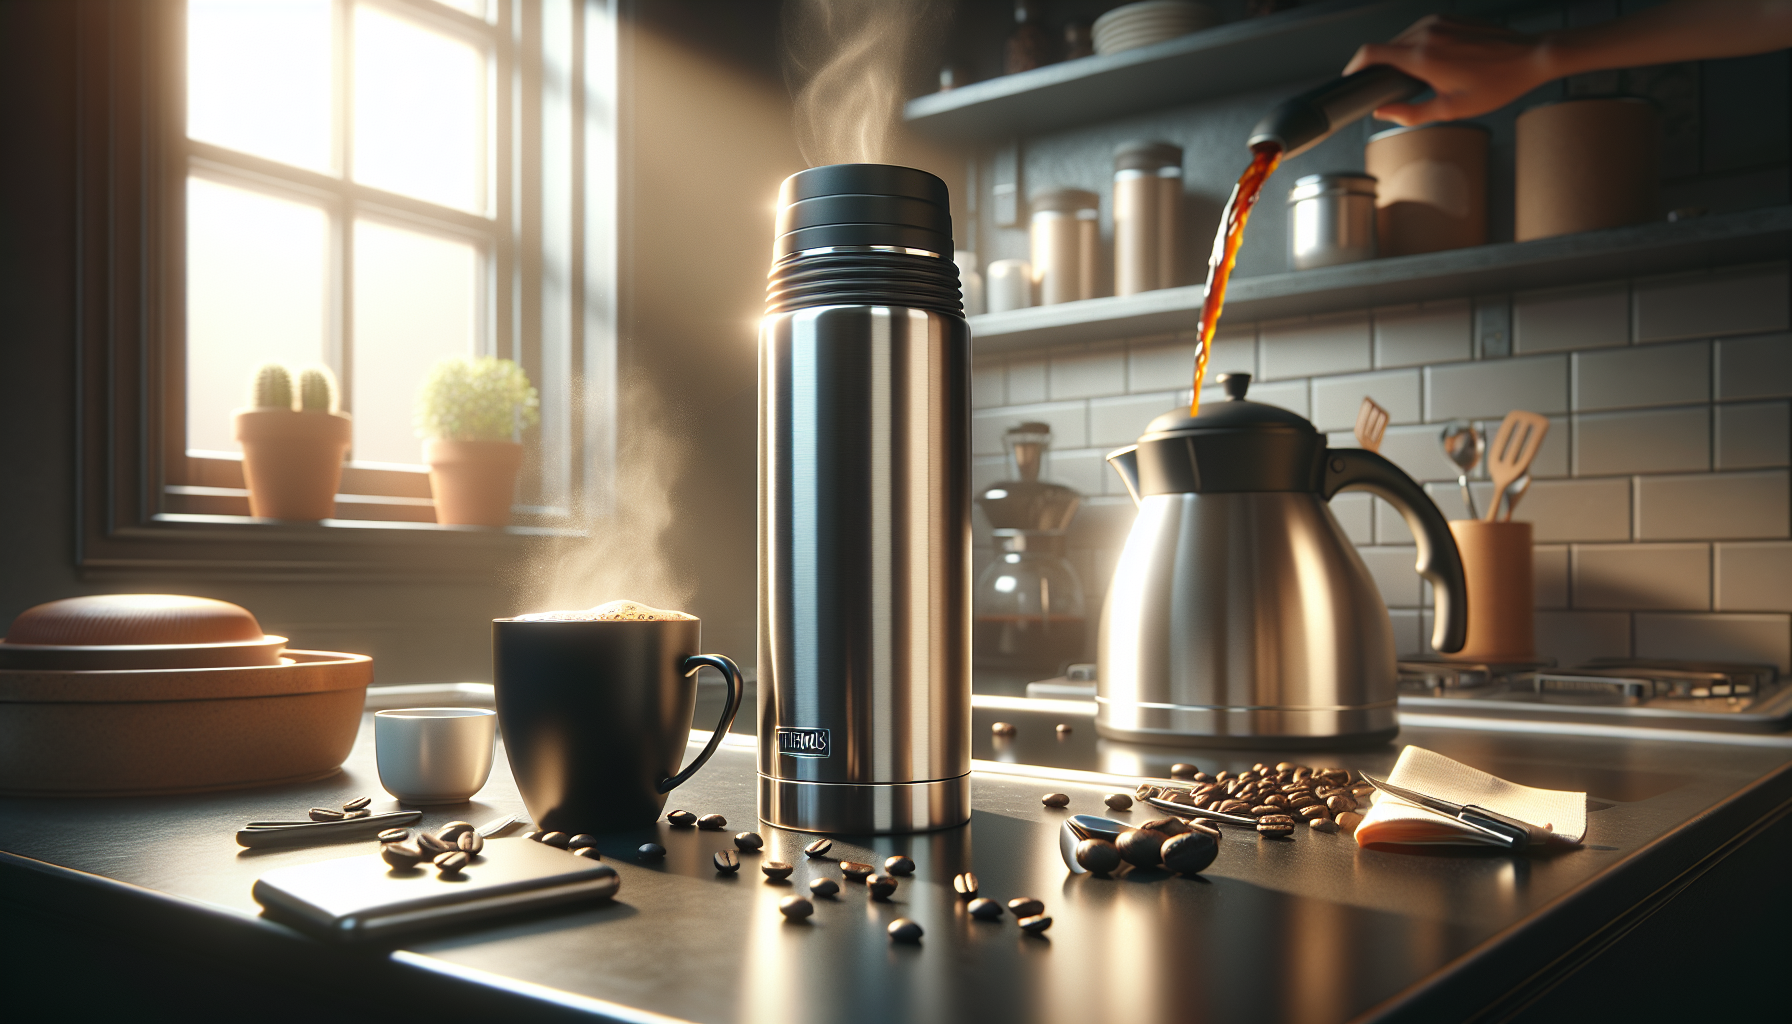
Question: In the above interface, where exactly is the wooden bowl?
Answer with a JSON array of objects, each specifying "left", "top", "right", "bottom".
[
  {"left": 0, "top": 650, "right": 372, "bottom": 797},
  {"left": 0, "top": 595, "right": 287, "bottom": 670}
]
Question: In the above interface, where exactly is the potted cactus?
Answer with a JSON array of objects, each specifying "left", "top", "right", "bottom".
[
  {"left": 415, "top": 356, "right": 540, "bottom": 527},
  {"left": 233, "top": 364, "right": 352, "bottom": 521}
]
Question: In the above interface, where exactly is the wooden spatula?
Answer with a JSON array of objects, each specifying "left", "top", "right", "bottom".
[
  {"left": 1354, "top": 396, "right": 1389, "bottom": 453},
  {"left": 1484, "top": 410, "right": 1549, "bottom": 522}
]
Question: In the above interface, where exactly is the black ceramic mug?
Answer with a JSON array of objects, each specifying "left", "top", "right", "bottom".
[{"left": 492, "top": 615, "right": 743, "bottom": 833}]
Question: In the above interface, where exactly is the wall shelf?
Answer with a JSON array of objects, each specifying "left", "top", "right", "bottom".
[
  {"left": 904, "top": 0, "right": 1505, "bottom": 141},
  {"left": 968, "top": 205, "right": 1792, "bottom": 354}
]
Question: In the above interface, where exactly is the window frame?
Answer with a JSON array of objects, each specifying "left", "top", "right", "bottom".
[{"left": 75, "top": 0, "right": 617, "bottom": 580}]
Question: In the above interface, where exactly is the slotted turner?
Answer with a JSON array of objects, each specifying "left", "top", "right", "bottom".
[
  {"left": 1484, "top": 410, "right": 1549, "bottom": 522},
  {"left": 1354, "top": 396, "right": 1389, "bottom": 453}
]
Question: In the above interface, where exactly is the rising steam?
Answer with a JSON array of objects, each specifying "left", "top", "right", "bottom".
[{"left": 784, "top": 0, "right": 944, "bottom": 167}]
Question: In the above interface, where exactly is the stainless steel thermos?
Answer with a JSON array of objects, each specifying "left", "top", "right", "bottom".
[{"left": 758, "top": 164, "right": 972, "bottom": 833}]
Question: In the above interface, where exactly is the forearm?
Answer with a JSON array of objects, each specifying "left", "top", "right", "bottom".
[{"left": 1541, "top": 0, "right": 1792, "bottom": 78}]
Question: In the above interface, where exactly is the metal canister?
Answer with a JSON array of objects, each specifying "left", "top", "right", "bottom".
[
  {"left": 1029, "top": 188, "right": 1099, "bottom": 304},
  {"left": 759, "top": 164, "right": 971, "bottom": 834},
  {"left": 1113, "top": 141, "right": 1183, "bottom": 296},
  {"left": 1287, "top": 172, "right": 1377, "bottom": 269}
]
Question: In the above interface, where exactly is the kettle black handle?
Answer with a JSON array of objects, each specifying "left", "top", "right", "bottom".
[{"left": 1322, "top": 448, "right": 1467, "bottom": 654}]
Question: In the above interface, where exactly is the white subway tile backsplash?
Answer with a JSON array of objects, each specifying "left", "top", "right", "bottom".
[
  {"left": 1534, "top": 544, "right": 1569, "bottom": 608},
  {"left": 1127, "top": 340, "right": 1196, "bottom": 393},
  {"left": 1388, "top": 609, "right": 1423, "bottom": 657},
  {"left": 1715, "top": 333, "right": 1792, "bottom": 401},
  {"left": 1243, "top": 378, "right": 1309, "bottom": 419},
  {"left": 1572, "top": 543, "right": 1710, "bottom": 610},
  {"left": 1534, "top": 611, "right": 1631, "bottom": 666},
  {"left": 1513, "top": 283, "right": 1629, "bottom": 354},
  {"left": 1358, "top": 546, "right": 1422, "bottom": 608},
  {"left": 1476, "top": 414, "right": 1568, "bottom": 479},
  {"left": 1512, "top": 477, "right": 1632, "bottom": 542},
  {"left": 1635, "top": 470, "right": 1790, "bottom": 540},
  {"left": 1425, "top": 354, "right": 1568, "bottom": 420},
  {"left": 1715, "top": 401, "right": 1790, "bottom": 469},
  {"left": 1633, "top": 263, "right": 1790, "bottom": 344},
  {"left": 1007, "top": 359, "right": 1048, "bottom": 404},
  {"left": 972, "top": 402, "right": 1087, "bottom": 455},
  {"left": 1572, "top": 340, "right": 1709, "bottom": 411},
  {"left": 1049, "top": 345, "right": 1127, "bottom": 400},
  {"left": 973, "top": 361, "right": 1006, "bottom": 409},
  {"left": 1632, "top": 612, "right": 1791, "bottom": 673},
  {"left": 1375, "top": 424, "right": 1457, "bottom": 484},
  {"left": 1259, "top": 313, "right": 1371, "bottom": 380},
  {"left": 1373, "top": 301, "right": 1472, "bottom": 369},
  {"left": 1045, "top": 448, "right": 1111, "bottom": 498},
  {"left": 1089, "top": 392, "right": 1180, "bottom": 447},
  {"left": 1572, "top": 407, "right": 1710, "bottom": 476},
  {"left": 1331, "top": 492, "right": 1373, "bottom": 545},
  {"left": 1715, "top": 541, "right": 1792, "bottom": 612},
  {"left": 1310, "top": 369, "right": 1421, "bottom": 432}
]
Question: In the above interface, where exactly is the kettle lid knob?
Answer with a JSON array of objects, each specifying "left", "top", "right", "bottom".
[{"left": 1218, "top": 372, "right": 1251, "bottom": 400}]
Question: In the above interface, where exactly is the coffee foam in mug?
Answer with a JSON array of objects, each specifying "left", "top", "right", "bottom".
[{"left": 514, "top": 600, "right": 696, "bottom": 622}]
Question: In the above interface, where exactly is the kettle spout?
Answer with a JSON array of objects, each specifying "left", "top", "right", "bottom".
[{"left": 1106, "top": 445, "right": 1142, "bottom": 506}]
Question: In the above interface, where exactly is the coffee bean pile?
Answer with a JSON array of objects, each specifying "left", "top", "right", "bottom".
[
  {"left": 1138, "top": 761, "right": 1374, "bottom": 839},
  {"left": 309, "top": 795, "right": 373, "bottom": 821},
  {"left": 379, "top": 819, "right": 487, "bottom": 876},
  {"left": 1074, "top": 815, "right": 1222, "bottom": 876}
]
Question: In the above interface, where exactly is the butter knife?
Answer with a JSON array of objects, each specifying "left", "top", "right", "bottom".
[{"left": 1361, "top": 773, "right": 1556, "bottom": 849}]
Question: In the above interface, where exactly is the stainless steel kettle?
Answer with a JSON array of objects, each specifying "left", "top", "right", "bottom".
[{"left": 1098, "top": 373, "right": 1467, "bottom": 747}]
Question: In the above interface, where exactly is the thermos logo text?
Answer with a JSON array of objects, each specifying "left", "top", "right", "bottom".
[{"left": 777, "top": 727, "right": 831, "bottom": 758}]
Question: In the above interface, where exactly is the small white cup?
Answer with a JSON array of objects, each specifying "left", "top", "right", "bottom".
[
  {"left": 374, "top": 707, "right": 497, "bottom": 804},
  {"left": 986, "top": 258, "right": 1034, "bottom": 314}
]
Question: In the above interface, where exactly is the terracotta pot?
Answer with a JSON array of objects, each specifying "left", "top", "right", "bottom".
[
  {"left": 1516, "top": 97, "right": 1660, "bottom": 242},
  {"left": 425, "top": 439, "right": 524, "bottom": 527},
  {"left": 1448, "top": 520, "right": 1535, "bottom": 663},
  {"left": 1365, "top": 123, "right": 1488, "bottom": 256},
  {"left": 234, "top": 409, "right": 352, "bottom": 520}
]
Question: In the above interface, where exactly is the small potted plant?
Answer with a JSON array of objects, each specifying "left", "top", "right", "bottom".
[
  {"left": 415, "top": 356, "right": 540, "bottom": 527},
  {"left": 234, "top": 363, "right": 352, "bottom": 521}
]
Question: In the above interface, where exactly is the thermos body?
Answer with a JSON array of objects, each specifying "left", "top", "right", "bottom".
[{"left": 758, "top": 304, "right": 972, "bottom": 833}]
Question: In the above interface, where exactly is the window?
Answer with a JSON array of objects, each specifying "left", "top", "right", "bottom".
[{"left": 161, "top": 0, "right": 614, "bottom": 529}]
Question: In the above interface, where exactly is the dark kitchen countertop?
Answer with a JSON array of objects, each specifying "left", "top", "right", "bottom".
[{"left": 3, "top": 703, "right": 1790, "bottom": 1023}]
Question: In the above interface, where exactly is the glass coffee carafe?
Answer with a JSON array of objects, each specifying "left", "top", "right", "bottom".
[{"left": 974, "top": 423, "right": 1086, "bottom": 675}]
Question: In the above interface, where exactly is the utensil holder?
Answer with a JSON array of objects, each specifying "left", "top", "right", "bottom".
[{"left": 1448, "top": 520, "right": 1534, "bottom": 662}]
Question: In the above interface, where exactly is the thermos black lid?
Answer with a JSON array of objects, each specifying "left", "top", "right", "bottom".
[{"left": 774, "top": 164, "right": 954, "bottom": 259}]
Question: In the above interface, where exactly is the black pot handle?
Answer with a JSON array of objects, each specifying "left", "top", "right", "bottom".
[
  {"left": 658, "top": 654, "right": 745, "bottom": 794},
  {"left": 1322, "top": 448, "right": 1468, "bottom": 654}
]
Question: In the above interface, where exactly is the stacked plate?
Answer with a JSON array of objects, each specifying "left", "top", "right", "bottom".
[{"left": 1093, "top": 1, "right": 1219, "bottom": 56}]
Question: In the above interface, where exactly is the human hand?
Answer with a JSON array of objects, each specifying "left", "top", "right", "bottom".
[{"left": 1343, "top": 15, "right": 1554, "bottom": 125}]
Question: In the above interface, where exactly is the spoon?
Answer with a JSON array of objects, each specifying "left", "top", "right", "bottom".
[
  {"left": 1440, "top": 421, "right": 1484, "bottom": 519},
  {"left": 1501, "top": 473, "right": 1532, "bottom": 521},
  {"left": 1059, "top": 815, "right": 1128, "bottom": 873}
]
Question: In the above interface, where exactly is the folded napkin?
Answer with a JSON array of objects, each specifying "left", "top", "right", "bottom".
[{"left": 1355, "top": 745, "right": 1586, "bottom": 848}]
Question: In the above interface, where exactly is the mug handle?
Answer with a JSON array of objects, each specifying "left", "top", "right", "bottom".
[{"left": 657, "top": 654, "right": 745, "bottom": 794}]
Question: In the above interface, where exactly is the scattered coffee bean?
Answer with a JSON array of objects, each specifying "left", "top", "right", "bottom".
[
  {"left": 437, "top": 821, "right": 474, "bottom": 842},
  {"left": 1256, "top": 815, "right": 1296, "bottom": 839},
  {"left": 762, "top": 860, "right": 794, "bottom": 881},
  {"left": 804, "top": 838, "right": 833, "bottom": 858},
  {"left": 1055, "top": 723, "right": 1073, "bottom": 735},
  {"left": 887, "top": 919, "right": 923, "bottom": 943},
  {"left": 884, "top": 854, "right": 914, "bottom": 877},
  {"left": 574, "top": 847, "right": 602, "bottom": 861},
  {"left": 1326, "top": 794, "right": 1358, "bottom": 814},
  {"left": 963, "top": 897, "right": 1001, "bottom": 920},
  {"left": 377, "top": 827, "right": 411, "bottom": 844},
  {"left": 1160, "top": 830, "right": 1220, "bottom": 874},
  {"left": 539, "top": 831, "right": 572, "bottom": 848},
  {"left": 729, "top": 831, "right": 763, "bottom": 853},
  {"left": 1215, "top": 771, "right": 1233, "bottom": 783},
  {"left": 1297, "top": 804, "right": 1332, "bottom": 822},
  {"left": 713, "top": 850, "right": 741, "bottom": 874},
  {"left": 1006, "top": 897, "right": 1044, "bottom": 918},
  {"left": 638, "top": 842, "right": 666, "bottom": 861},
  {"left": 1192, "top": 772, "right": 1215, "bottom": 784},
  {"left": 380, "top": 842, "right": 423, "bottom": 869},
  {"left": 1041, "top": 793, "right": 1070, "bottom": 808},
  {"left": 1141, "top": 816, "right": 1190, "bottom": 837},
  {"left": 341, "top": 795, "right": 372, "bottom": 812},
  {"left": 1249, "top": 805, "right": 1280, "bottom": 818},
  {"left": 308, "top": 807, "right": 346, "bottom": 822},
  {"left": 809, "top": 877, "right": 840, "bottom": 898},
  {"left": 1275, "top": 761, "right": 1296, "bottom": 772},
  {"left": 1017, "top": 914, "right": 1052, "bottom": 935},
  {"left": 342, "top": 808, "right": 371, "bottom": 820},
  {"left": 666, "top": 810, "right": 697, "bottom": 827},
  {"left": 566, "top": 834, "right": 598, "bottom": 850},
  {"left": 1103, "top": 792, "right": 1134, "bottom": 811},
  {"left": 866, "top": 875, "right": 897, "bottom": 901},
  {"left": 991, "top": 722, "right": 1017, "bottom": 737},
  {"left": 697, "top": 814, "right": 727, "bottom": 831},
  {"left": 952, "top": 872, "right": 979, "bottom": 900},
  {"left": 1170, "top": 763, "right": 1197, "bottom": 780},
  {"left": 1117, "top": 828, "right": 1169, "bottom": 868},
  {"left": 840, "top": 861, "right": 875, "bottom": 882},
  {"left": 1336, "top": 810, "right": 1363, "bottom": 832},
  {"left": 1264, "top": 794, "right": 1291, "bottom": 809},
  {"left": 1190, "top": 822, "right": 1223, "bottom": 838},
  {"left": 1350, "top": 784, "right": 1375, "bottom": 798},
  {"left": 434, "top": 851, "right": 470, "bottom": 875},
  {"left": 417, "top": 832, "right": 452, "bottom": 856},
  {"left": 1288, "top": 793, "right": 1321, "bottom": 808},
  {"left": 458, "top": 831, "right": 485, "bottom": 855},
  {"left": 1217, "top": 799, "right": 1251, "bottom": 815},
  {"left": 522, "top": 831, "right": 544, "bottom": 842},
  {"left": 1309, "top": 817, "right": 1339, "bottom": 834},
  {"left": 1074, "top": 838, "right": 1123, "bottom": 874},
  {"left": 778, "top": 895, "right": 814, "bottom": 921}
]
